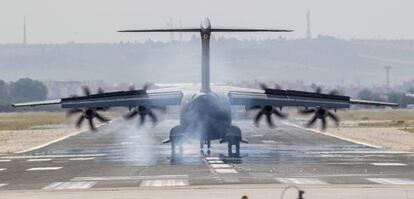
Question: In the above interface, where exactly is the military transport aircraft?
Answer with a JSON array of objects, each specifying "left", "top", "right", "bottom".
[{"left": 12, "top": 18, "right": 398, "bottom": 157}]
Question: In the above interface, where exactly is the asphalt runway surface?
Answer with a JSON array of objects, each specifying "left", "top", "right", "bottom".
[{"left": 1, "top": 119, "right": 414, "bottom": 191}]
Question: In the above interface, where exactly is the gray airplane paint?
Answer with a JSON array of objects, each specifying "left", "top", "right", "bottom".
[{"left": 200, "top": 18, "right": 211, "bottom": 94}]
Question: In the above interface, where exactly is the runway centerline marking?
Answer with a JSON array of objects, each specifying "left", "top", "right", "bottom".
[
  {"left": 0, "top": 159, "right": 11, "bottom": 162},
  {"left": 207, "top": 160, "right": 224, "bottom": 164},
  {"left": 27, "top": 158, "right": 52, "bottom": 162},
  {"left": 0, "top": 184, "right": 7, "bottom": 188},
  {"left": 0, "top": 168, "right": 7, "bottom": 171},
  {"left": 43, "top": 181, "right": 97, "bottom": 190},
  {"left": 371, "top": 163, "right": 407, "bottom": 166},
  {"left": 210, "top": 164, "right": 232, "bottom": 168},
  {"left": 205, "top": 157, "right": 220, "bottom": 161},
  {"left": 276, "top": 178, "right": 328, "bottom": 185},
  {"left": 140, "top": 179, "right": 189, "bottom": 187},
  {"left": 366, "top": 178, "right": 414, "bottom": 185},
  {"left": 26, "top": 167, "right": 62, "bottom": 171},
  {"left": 214, "top": 169, "right": 238, "bottom": 174}
]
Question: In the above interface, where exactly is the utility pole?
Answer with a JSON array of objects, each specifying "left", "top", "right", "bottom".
[
  {"left": 306, "top": 11, "right": 311, "bottom": 39},
  {"left": 23, "top": 16, "right": 27, "bottom": 45},
  {"left": 385, "top": 66, "right": 391, "bottom": 92}
]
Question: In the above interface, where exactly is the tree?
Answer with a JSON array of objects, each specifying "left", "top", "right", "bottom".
[
  {"left": 357, "top": 89, "right": 373, "bottom": 100},
  {"left": 9, "top": 78, "right": 48, "bottom": 101},
  {"left": 0, "top": 80, "right": 8, "bottom": 99}
]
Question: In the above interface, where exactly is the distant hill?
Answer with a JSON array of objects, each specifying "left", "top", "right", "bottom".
[{"left": 1, "top": 36, "right": 414, "bottom": 86}]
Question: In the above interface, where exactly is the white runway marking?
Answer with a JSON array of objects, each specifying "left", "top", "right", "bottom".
[
  {"left": 210, "top": 164, "right": 232, "bottom": 168},
  {"left": 366, "top": 178, "right": 414, "bottom": 185},
  {"left": 214, "top": 169, "right": 238, "bottom": 174},
  {"left": 26, "top": 167, "right": 62, "bottom": 171},
  {"left": 1, "top": 154, "right": 106, "bottom": 159},
  {"left": 205, "top": 157, "right": 220, "bottom": 161},
  {"left": 307, "top": 151, "right": 412, "bottom": 155},
  {"left": 0, "top": 168, "right": 7, "bottom": 171},
  {"left": 16, "top": 128, "right": 88, "bottom": 153},
  {"left": 262, "top": 140, "right": 276, "bottom": 144},
  {"left": 207, "top": 160, "right": 224, "bottom": 164},
  {"left": 276, "top": 178, "right": 327, "bottom": 184},
  {"left": 121, "top": 142, "right": 135, "bottom": 145},
  {"left": 0, "top": 159, "right": 11, "bottom": 162},
  {"left": 72, "top": 175, "right": 188, "bottom": 181},
  {"left": 285, "top": 122, "right": 382, "bottom": 148},
  {"left": 43, "top": 181, "right": 96, "bottom": 190},
  {"left": 371, "top": 163, "right": 407, "bottom": 166},
  {"left": 27, "top": 158, "right": 52, "bottom": 162},
  {"left": 0, "top": 184, "right": 7, "bottom": 188},
  {"left": 140, "top": 179, "right": 188, "bottom": 187},
  {"left": 69, "top": 157, "right": 95, "bottom": 161}
]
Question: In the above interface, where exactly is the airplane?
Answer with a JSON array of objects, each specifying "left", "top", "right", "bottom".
[{"left": 12, "top": 18, "right": 399, "bottom": 157}]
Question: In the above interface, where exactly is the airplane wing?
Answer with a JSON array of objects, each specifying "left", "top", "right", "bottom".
[
  {"left": 229, "top": 88, "right": 399, "bottom": 109},
  {"left": 12, "top": 89, "right": 183, "bottom": 109}
]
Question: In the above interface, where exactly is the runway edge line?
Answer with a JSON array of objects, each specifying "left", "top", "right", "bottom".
[{"left": 283, "top": 122, "right": 383, "bottom": 149}]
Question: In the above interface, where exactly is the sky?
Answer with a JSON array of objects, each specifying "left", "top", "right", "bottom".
[{"left": 1, "top": 0, "right": 413, "bottom": 43}]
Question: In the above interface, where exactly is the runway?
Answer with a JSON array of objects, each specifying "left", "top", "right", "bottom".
[{"left": 1, "top": 119, "right": 414, "bottom": 191}]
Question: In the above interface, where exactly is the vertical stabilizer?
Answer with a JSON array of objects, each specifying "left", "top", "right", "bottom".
[{"left": 200, "top": 18, "right": 211, "bottom": 93}]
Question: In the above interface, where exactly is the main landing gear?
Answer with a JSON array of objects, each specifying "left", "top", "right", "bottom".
[
  {"left": 223, "top": 125, "right": 242, "bottom": 157},
  {"left": 200, "top": 139, "right": 211, "bottom": 155}
]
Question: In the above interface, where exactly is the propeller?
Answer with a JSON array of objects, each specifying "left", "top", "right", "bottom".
[
  {"left": 249, "top": 83, "right": 287, "bottom": 128},
  {"left": 67, "top": 86, "right": 110, "bottom": 132},
  {"left": 259, "top": 83, "right": 282, "bottom": 90},
  {"left": 299, "top": 87, "right": 341, "bottom": 131},
  {"left": 124, "top": 105, "right": 166, "bottom": 126},
  {"left": 123, "top": 84, "right": 166, "bottom": 126},
  {"left": 299, "top": 107, "right": 339, "bottom": 131},
  {"left": 248, "top": 105, "right": 287, "bottom": 128}
]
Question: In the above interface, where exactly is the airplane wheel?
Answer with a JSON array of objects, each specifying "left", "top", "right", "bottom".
[
  {"left": 228, "top": 142, "right": 232, "bottom": 156},
  {"left": 235, "top": 141, "right": 240, "bottom": 157}
]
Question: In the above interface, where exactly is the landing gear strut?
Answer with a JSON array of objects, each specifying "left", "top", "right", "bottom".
[
  {"left": 170, "top": 126, "right": 184, "bottom": 157},
  {"left": 200, "top": 139, "right": 211, "bottom": 155},
  {"left": 227, "top": 137, "right": 240, "bottom": 157}
]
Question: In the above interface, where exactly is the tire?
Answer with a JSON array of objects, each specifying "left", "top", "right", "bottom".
[{"left": 228, "top": 142, "right": 232, "bottom": 156}]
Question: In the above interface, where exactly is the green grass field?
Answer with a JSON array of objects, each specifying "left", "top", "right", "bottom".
[{"left": 0, "top": 112, "right": 68, "bottom": 130}]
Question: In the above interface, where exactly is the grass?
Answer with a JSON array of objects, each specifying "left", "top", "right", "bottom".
[
  {"left": 337, "top": 109, "right": 414, "bottom": 121},
  {"left": 0, "top": 112, "right": 68, "bottom": 130}
]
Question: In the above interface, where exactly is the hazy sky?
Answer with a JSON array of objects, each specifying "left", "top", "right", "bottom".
[{"left": 1, "top": 0, "right": 413, "bottom": 43}]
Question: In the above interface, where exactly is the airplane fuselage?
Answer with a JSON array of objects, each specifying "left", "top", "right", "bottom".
[{"left": 180, "top": 93, "right": 231, "bottom": 141}]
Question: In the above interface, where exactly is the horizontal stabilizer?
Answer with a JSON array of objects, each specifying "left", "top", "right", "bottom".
[
  {"left": 119, "top": 28, "right": 200, "bottom": 33},
  {"left": 119, "top": 28, "right": 293, "bottom": 33},
  {"left": 211, "top": 28, "right": 293, "bottom": 32}
]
